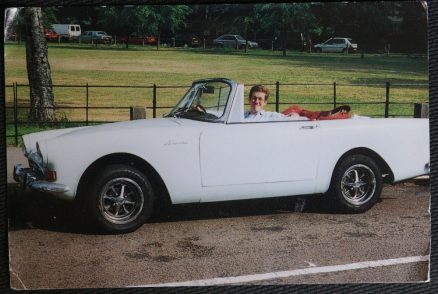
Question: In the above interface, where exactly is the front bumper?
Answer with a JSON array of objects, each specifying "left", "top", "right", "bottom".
[{"left": 14, "top": 164, "right": 69, "bottom": 193}]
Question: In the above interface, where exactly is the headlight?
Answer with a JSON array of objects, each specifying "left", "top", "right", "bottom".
[
  {"left": 36, "top": 142, "right": 42, "bottom": 158},
  {"left": 27, "top": 142, "right": 45, "bottom": 175}
]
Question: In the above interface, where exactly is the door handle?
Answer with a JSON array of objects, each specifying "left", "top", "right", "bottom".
[{"left": 300, "top": 125, "right": 317, "bottom": 130}]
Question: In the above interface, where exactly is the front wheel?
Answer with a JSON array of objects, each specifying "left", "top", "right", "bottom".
[
  {"left": 329, "top": 155, "right": 382, "bottom": 213},
  {"left": 88, "top": 164, "right": 154, "bottom": 233}
]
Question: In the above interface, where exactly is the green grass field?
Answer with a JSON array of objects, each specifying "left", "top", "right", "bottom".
[{"left": 4, "top": 42, "right": 428, "bottom": 145}]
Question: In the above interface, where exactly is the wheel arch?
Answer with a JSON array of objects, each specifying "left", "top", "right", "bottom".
[
  {"left": 76, "top": 153, "right": 172, "bottom": 208},
  {"left": 333, "top": 147, "right": 394, "bottom": 184}
]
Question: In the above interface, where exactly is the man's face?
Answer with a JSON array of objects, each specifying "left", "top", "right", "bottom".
[{"left": 249, "top": 91, "right": 267, "bottom": 113}]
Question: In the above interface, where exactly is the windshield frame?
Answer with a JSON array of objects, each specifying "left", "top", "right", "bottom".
[{"left": 166, "top": 78, "right": 236, "bottom": 123}]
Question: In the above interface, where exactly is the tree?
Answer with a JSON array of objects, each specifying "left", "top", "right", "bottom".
[
  {"left": 98, "top": 5, "right": 190, "bottom": 50},
  {"left": 23, "top": 7, "right": 55, "bottom": 123},
  {"left": 146, "top": 5, "right": 192, "bottom": 50},
  {"left": 398, "top": 1, "right": 427, "bottom": 53},
  {"left": 313, "top": 2, "right": 395, "bottom": 52},
  {"left": 99, "top": 6, "right": 151, "bottom": 49},
  {"left": 230, "top": 5, "right": 261, "bottom": 52},
  {"left": 255, "top": 3, "right": 315, "bottom": 56},
  {"left": 41, "top": 7, "right": 58, "bottom": 28}
]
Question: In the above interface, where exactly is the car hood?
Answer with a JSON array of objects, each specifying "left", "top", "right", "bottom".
[{"left": 22, "top": 118, "right": 197, "bottom": 154}]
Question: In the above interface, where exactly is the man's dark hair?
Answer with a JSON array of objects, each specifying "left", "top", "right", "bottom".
[{"left": 249, "top": 85, "right": 270, "bottom": 100}]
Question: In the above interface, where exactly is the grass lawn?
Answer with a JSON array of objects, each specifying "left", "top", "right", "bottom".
[{"left": 4, "top": 42, "right": 428, "bottom": 145}]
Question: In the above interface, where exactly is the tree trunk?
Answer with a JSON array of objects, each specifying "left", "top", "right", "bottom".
[
  {"left": 23, "top": 7, "right": 55, "bottom": 123},
  {"left": 244, "top": 24, "right": 248, "bottom": 53},
  {"left": 282, "top": 30, "right": 287, "bottom": 57}
]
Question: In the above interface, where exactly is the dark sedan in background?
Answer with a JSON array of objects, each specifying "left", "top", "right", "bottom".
[{"left": 162, "top": 33, "right": 202, "bottom": 47}]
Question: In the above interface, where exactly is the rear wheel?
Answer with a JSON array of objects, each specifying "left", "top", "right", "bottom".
[
  {"left": 88, "top": 164, "right": 154, "bottom": 233},
  {"left": 329, "top": 155, "right": 382, "bottom": 213}
]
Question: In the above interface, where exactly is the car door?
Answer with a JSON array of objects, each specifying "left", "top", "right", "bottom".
[
  {"left": 335, "top": 39, "right": 346, "bottom": 52},
  {"left": 225, "top": 36, "right": 235, "bottom": 47},
  {"left": 85, "top": 32, "right": 92, "bottom": 43},
  {"left": 81, "top": 32, "right": 88, "bottom": 42},
  {"left": 199, "top": 120, "right": 321, "bottom": 201},
  {"left": 324, "top": 39, "right": 336, "bottom": 52}
]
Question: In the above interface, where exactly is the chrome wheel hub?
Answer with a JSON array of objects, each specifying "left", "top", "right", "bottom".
[
  {"left": 341, "top": 164, "right": 376, "bottom": 206},
  {"left": 99, "top": 178, "right": 144, "bottom": 225}
]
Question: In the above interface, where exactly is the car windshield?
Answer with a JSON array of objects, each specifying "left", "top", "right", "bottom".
[
  {"left": 166, "top": 81, "right": 232, "bottom": 122},
  {"left": 236, "top": 35, "right": 245, "bottom": 41}
]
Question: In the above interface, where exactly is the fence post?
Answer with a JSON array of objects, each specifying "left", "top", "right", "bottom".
[
  {"left": 275, "top": 81, "right": 280, "bottom": 112},
  {"left": 153, "top": 84, "right": 157, "bottom": 118},
  {"left": 14, "top": 82, "right": 18, "bottom": 146},
  {"left": 86, "top": 83, "right": 89, "bottom": 126},
  {"left": 333, "top": 82, "right": 337, "bottom": 108},
  {"left": 385, "top": 81, "right": 390, "bottom": 118}
]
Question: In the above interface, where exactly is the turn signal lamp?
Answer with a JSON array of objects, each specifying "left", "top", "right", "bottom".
[{"left": 46, "top": 170, "right": 57, "bottom": 181}]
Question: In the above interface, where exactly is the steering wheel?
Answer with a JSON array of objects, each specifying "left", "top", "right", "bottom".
[
  {"left": 188, "top": 104, "right": 220, "bottom": 120},
  {"left": 192, "top": 104, "right": 207, "bottom": 113}
]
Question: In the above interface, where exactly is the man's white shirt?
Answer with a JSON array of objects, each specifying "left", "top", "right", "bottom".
[{"left": 244, "top": 110, "right": 307, "bottom": 121}]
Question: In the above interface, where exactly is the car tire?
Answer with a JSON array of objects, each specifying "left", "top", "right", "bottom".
[
  {"left": 88, "top": 164, "right": 154, "bottom": 233},
  {"left": 315, "top": 48, "right": 322, "bottom": 53},
  {"left": 329, "top": 154, "right": 382, "bottom": 213}
]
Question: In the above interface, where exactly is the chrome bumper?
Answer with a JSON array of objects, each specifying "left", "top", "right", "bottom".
[{"left": 13, "top": 164, "right": 69, "bottom": 193}]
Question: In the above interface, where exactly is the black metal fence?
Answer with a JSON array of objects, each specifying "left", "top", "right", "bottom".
[{"left": 5, "top": 81, "right": 429, "bottom": 146}]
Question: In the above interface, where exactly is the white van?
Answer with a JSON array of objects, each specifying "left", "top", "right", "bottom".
[{"left": 52, "top": 24, "right": 81, "bottom": 41}]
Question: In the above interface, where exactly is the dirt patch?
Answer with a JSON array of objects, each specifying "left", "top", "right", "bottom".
[
  {"left": 251, "top": 226, "right": 285, "bottom": 232},
  {"left": 124, "top": 252, "right": 151, "bottom": 260},
  {"left": 176, "top": 237, "right": 214, "bottom": 258},
  {"left": 153, "top": 255, "right": 177, "bottom": 262},
  {"left": 145, "top": 241, "right": 163, "bottom": 248}
]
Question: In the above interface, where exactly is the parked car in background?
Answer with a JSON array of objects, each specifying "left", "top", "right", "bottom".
[
  {"left": 161, "top": 34, "right": 201, "bottom": 47},
  {"left": 14, "top": 78, "right": 429, "bottom": 233},
  {"left": 118, "top": 34, "right": 157, "bottom": 45},
  {"left": 52, "top": 24, "right": 81, "bottom": 41},
  {"left": 174, "top": 33, "right": 201, "bottom": 47},
  {"left": 44, "top": 29, "right": 59, "bottom": 41},
  {"left": 80, "top": 31, "right": 113, "bottom": 44},
  {"left": 213, "top": 34, "right": 258, "bottom": 49},
  {"left": 314, "top": 37, "right": 358, "bottom": 53}
]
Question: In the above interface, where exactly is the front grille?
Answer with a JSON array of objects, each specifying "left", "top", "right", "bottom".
[{"left": 28, "top": 159, "right": 45, "bottom": 178}]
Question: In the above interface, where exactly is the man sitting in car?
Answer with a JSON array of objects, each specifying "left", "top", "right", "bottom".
[
  {"left": 245, "top": 84, "right": 351, "bottom": 121},
  {"left": 244, "top": 85, "right": 302, "bottom": 121}
]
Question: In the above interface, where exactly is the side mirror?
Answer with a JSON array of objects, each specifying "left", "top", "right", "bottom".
[{"left": 202, "top": 85, "right": 215, "bottom": 94}]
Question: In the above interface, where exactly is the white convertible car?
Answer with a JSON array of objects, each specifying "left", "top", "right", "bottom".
[{"left": 14, "top": 78, "right": 430, "bottom": 233}]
